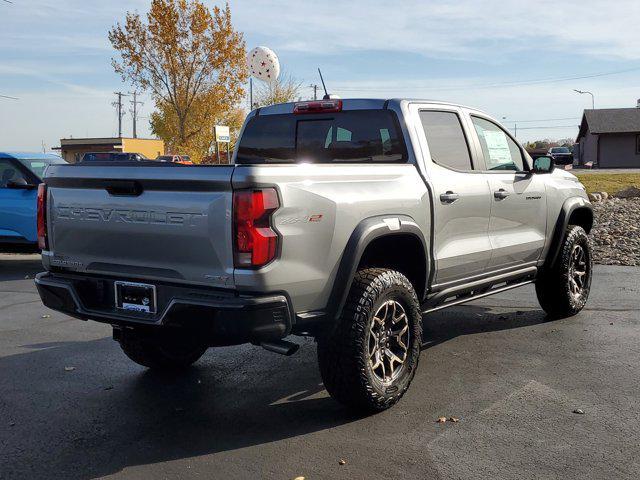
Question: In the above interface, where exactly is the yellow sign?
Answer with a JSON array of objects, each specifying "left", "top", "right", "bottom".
[{"left": 215, "top": 125, "right": 230, "bottom": 143}]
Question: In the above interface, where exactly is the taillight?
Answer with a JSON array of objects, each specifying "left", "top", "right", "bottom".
[
  {"left": 293, "top": 99, "right": 342, "bottom": 114},
  {"left": 233, "top": 188, "right": 279, "bottom": 268},
  {"left": 37, "top": 183, "right": 48, "bottom": 250}
]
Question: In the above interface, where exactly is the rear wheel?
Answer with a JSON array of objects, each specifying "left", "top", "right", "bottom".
[
  {"left": 119, "top": 332, "right": 208, "bottom": 370},
  {"left": 317, "top": 268, "right": 422, "bottom": 412},
  {"left": 536, "top": 225, "right": 592, "bottom": 318}
]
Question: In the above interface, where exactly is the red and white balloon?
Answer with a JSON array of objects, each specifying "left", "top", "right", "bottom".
[{"left": 247, "top": 46, "right": 280, "bottom": 84}]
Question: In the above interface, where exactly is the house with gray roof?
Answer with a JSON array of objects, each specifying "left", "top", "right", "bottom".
[{"left": 575, "top": 107, "right": 640, "bottom": 168}]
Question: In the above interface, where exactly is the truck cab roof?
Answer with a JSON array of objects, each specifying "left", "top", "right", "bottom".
[{"left": 254, "top": 98, "right": 477, "bottom": 116}]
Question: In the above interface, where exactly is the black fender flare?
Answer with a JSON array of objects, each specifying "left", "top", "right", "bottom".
[
  {"left": 325, "top": 215, "right": 429, "bottom": 321},
  {"left": 545, "top": 196, "right": 593, "bottom": 271}
]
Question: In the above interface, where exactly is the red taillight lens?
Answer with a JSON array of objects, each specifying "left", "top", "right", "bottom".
[
  {"left": 37, "top": 183, "right": 48, "bottom": 250},
  {"left": 233, "top": 188, "right": 279, "bottom": 267},
  {"left": 293, "top": 99, "right": 342, "bottom": 114}
]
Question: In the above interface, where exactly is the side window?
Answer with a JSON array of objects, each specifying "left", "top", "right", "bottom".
[
  {"left": 324, "top": 126, "right": 353, "bottom": 147},
  {"left": 380, "top": 128, "right": 391, "bottom": 154},
  {"left": 419, "top": 111, "right": 473, "bottom": 171},
  {"left": 0, "top": 159, "right": 27, "bottom": 188},
  {"left": 471, "top": 116, "right": 525, "bottom": 171}
]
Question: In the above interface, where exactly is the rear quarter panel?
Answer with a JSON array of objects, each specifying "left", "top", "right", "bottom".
[{"left": 232, "top": 163, "right": 430, "bottom": 313}]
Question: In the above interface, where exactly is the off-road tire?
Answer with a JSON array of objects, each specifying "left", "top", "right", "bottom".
[
  {"left": 536, "top": 225, "right": 592, "bottom": 318},
  {"left": 317, "top": 268, "right": 423, "bottom": 412},
  {"left": 119, "top": 334, "right": 208, "bottom": 370}
]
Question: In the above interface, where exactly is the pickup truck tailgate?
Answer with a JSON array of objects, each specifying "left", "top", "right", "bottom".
[{"left": 43, "top": 164, "right": 235, "bottom": 289}]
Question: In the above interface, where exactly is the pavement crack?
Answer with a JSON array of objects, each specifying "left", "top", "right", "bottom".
[{"left": 1, "top": 300, "right": 42, "bottom": 309}]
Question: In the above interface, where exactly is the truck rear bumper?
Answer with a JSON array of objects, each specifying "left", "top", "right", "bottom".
[{"left": 34, "top": 272, "right": 292, "bottom": 346}]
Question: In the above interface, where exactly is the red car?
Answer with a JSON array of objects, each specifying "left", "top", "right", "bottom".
[{"left": 156, "top": 155, "right": 193, "bottom": 165}]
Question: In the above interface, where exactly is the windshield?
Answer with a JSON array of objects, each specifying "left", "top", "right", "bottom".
[
  {"left": 551, "top": 147, "right": 570, "bottom": 153},
  {"left": 17, "top": 157, "right": 66, "bottom": 179},
  {"left": 236, "top": 110, "right": 407, "bottom": 164},
  {"left": 81, "top": 152, "right": 147, "bottom": 162}
]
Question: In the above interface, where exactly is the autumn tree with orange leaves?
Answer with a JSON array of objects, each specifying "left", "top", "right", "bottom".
[{"left": 109, "top": 0, "right": 247, "bottom": 161}]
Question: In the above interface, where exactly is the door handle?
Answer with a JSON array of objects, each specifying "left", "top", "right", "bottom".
[
  {"left": 439, "top": 191, "right": 460, "bottom": 203},
  {"left": 494, "top": 189, "right": 510, "bottom": 200}
]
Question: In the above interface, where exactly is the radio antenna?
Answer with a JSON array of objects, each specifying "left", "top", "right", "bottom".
[{"left": 318, "top": 68, "right": 329, "bottom": 99}]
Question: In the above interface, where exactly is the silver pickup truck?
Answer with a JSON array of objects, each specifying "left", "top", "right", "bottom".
[{"left": 35, "top": 99, "right": 593, "bottom": 412}]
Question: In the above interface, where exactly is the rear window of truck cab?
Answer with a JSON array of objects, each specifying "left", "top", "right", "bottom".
[{"left": 236, "top": 110, "right": 407, "bottom": 164}]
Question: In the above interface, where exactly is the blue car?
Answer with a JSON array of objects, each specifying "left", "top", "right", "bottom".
[{"left": 0, "top": 152, "right": 66, "bottom": 247}]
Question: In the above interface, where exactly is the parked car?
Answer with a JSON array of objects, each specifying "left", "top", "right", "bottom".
[
  {"left": 80, "top": 151, "right": 148, "bottom": 163},
  {"left": 35, "top": 99, "right": 593, "bottom": 412},
  {"left": 0, "top": 152, "right": 65, "bottom": 247},
  {"left": 547, "top": 146, "right": 574, "bottom": 165},
  {"left": 156, "top": 154, "right": 193, "bottom": 165}
]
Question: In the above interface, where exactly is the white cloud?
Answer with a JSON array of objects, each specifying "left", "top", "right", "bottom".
[
  {"left": 1, "top": 0, "right": 639, "bottom": 149},
  {"left": 233, "top": 0, "right": 640, "bottom": 60}
]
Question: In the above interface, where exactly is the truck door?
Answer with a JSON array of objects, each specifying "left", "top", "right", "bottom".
[
  {"left": 468, "top": 115, "right": 547, "bottom": 271},
  {"left": 413, "top": 107, "right": 492, "bottom": 285},
  {"left": 0, "top": 158, "right": 37, "bottom": 243}
]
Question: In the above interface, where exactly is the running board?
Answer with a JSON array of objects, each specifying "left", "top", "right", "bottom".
[{"left": 422, "top": 279, "right": 534, "bottom": 314}]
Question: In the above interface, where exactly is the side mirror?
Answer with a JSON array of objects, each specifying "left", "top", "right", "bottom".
[
  {"left": 6, "top": 179, "right": 38, "bottom": 190},
  {"left": 532, "top": 156, "right": 554, "bottom": 174}
]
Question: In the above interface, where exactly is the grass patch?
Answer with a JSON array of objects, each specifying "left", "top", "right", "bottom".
[{"left": 575, "top": 173, "right": 640, "bottom": 194}]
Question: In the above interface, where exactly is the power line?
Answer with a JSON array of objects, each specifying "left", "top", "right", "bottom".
[
  {"left": 0, "top": 94, "right": 18, "bottom": 100},
  {"left": 332, "top": 66, "right": 640, "bottom": 92},
  {"left": 505, "top": 117, "right": 581, "bottom": 123},
  {"left": 509, "top": 125, "right": 579, "bottom": 131}
]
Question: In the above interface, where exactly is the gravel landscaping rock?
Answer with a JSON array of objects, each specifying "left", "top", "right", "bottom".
[
  {"left": 590, "top": 197, "right": 640, "bottom": 266},
  {"left": 614, "top": 186, "right": 640, "bottom": 199}
]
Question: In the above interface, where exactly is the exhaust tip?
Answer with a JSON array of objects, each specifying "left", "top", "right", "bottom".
[{"left": 260, "top": 340, "right": 300, "bottom": 356}]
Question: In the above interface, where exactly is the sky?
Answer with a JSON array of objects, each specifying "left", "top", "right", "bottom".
[{"left": 1, "top": 0, "right": 640, "bottom": 151}]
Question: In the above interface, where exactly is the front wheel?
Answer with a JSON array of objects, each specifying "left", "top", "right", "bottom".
[
  {"left": 317, "top": 268, "right": 423, "bottom": 412},
  {"left": 536, "top": 225, "right": 592, "bottom": 318}
]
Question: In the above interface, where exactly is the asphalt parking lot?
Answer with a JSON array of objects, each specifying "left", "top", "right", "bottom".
[{"left": 1, "top": 254, "right": 639, "bottom": 480}]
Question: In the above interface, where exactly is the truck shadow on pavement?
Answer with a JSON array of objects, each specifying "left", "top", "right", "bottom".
[
  {"left": 0, "top": 255, "right": 43, "bottom": 282},
  {"left": 1, "top": 304, "right": 551, "bottom": 479}
]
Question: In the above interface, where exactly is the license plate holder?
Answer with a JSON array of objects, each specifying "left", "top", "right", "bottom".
[{"left": 115, "top": 281, "right": 157, "bottom": 314}]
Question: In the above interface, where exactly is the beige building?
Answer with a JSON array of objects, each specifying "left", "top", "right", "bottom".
[{"left": 55, "top": 137, "right": 165, "bottom": 163}]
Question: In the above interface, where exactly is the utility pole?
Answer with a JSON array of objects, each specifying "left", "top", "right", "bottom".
[
  {"left": 502, "top": 116, "right": 517, "bottom": 138},
  {"left": 129, "top": 91, "right": 143, "bottom": 139},
  {"left": 112, "top": 91, "right": 128, "bottom": 137},
  {"left": 249, "top": 78, "right": 253, "bottom": 110},
  {"left": 309, "top": 83, "right": 319, "bottom": 100}
]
